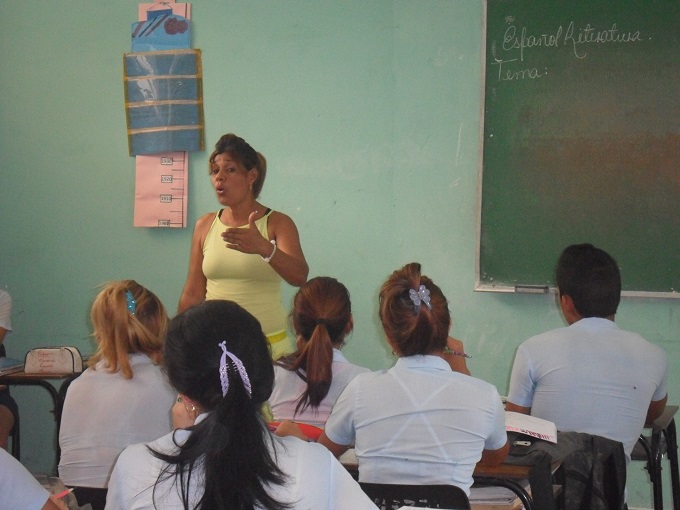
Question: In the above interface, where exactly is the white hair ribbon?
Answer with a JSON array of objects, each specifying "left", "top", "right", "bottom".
[{"left": 218, "top": 341, "right": 252, "bottom": 398}]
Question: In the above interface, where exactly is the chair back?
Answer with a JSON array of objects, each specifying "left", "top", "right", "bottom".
[{"left": 359, "top": 482, "right": 471, "bottom": 510}]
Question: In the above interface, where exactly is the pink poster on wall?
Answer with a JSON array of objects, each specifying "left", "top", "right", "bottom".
[
  {"left": 132, "top": 1, "right": 193, "bottom": 228},
  {"left": 134, "top": 152, "right": 188, "bottom": 228}
]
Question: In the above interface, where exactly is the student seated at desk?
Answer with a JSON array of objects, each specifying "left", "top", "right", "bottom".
[
  {"left": 269, "top": 277, "right": 370, "bottom": 438},
  {"left": 106, "top": 300, "right": 377, "bottom": 510},
  {"left": 58, "top": 281, "right": 175, "bottom": 510},
  {"left": 506, "top": 243, "right": 669, "bottom": 464},
  {"left": 317, "top": 263, "right": 509, "bottom": 496},
  {"left": 0, "top": 448, "right": 67, "bottom": 510}
]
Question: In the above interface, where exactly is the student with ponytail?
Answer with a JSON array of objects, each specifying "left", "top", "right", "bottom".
[
  {"left": 106, "top": 299, "right": 376, "bottom": 510},
  {"left": 268, "top": 277, "right": 369, "bottom": 438},
  {"left": 318, "top": 263, "right": 509, "bottom": 496}
]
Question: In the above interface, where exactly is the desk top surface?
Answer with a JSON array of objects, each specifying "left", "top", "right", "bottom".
[
  {"left": 339, "top": 448, "right": 546, "bottom": 480},
  {"left": 0, "top": 370, "right": 79, "bottom": 382}
]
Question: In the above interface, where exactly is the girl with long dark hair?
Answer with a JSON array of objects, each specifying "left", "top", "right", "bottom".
[{"left": 106, "top": 299, "right": 376, "bottom": 509}]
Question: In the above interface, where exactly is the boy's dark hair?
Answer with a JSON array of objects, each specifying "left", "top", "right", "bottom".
[{"left": 556, "top": 243, "right": 621, "bottom": 318}]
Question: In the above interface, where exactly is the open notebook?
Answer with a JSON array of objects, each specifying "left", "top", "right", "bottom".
[{"left": 0, "top": 357, "right": 24, "bottom": 376}]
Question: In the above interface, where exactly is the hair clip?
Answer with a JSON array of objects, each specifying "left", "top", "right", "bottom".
[
  {"left": 218, "top": 341, "right": 252, "bottom": 398},
  {"left": 125, "top": 290, "right": 137, "bottom": 315},
  {"left": 408, "top": 284, "right": 432, "bottom": 311}
]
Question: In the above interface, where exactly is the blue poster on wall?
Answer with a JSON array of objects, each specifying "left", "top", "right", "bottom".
[
  {"left": 131, "top": 12, "right": 191, "bottom": 52},
  {"left": 124, "top": 49, "right": 204, "bottom": 156}
]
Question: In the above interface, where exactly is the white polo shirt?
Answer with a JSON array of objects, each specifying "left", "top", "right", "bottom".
[
  {"left": 0, "top": 448, "right": 49, "bottom": 510},
  {"left": 107, "top": 415, "right": 378, "bottom": 509},
  {"left": 269, "top": 348, "right": 370, "bottom": 427},
  {"left": 507, "top": 317, "right": 668, "bottom": 462},
  {"left": 324, "top": 355, "right": 507, "bottom": 495}
]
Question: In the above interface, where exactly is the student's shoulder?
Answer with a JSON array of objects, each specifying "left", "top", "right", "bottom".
[
  {"left": 115, "top": 441, "right": 151, "bottom": 472},
  {"left": 629, "top": 332, "right": 668, "bottom": 364},
  {"left": 521, "top": 326, "right": 569, "bottom": 349},
  {"left": 280, "top": 435, "right": 336, "bottom": 465},
  {"left": 463, "top": 373, "right": 504, "bottom": 397},
  {"left": 119, "top": 431, "right": 178, "bottom": 466}
]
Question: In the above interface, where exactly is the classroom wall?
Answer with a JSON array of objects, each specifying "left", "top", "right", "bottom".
[{"left": 0, "top": 1, "right": 677, "bottom": 507}]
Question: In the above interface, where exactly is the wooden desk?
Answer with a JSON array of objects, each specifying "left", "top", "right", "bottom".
[
  {"left": 0, "top": 370, "right": 80, "bottom": 424},
  {"left": 0, "top": 369, "right": 82, "bottom": 472},
  {"left": 338, "top": 450, "right": 551, "bottom": 510}
]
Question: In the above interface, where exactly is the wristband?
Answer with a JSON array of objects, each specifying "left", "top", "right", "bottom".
[{"left": 262, "top": 240, "right": 276, "bottom": 263}]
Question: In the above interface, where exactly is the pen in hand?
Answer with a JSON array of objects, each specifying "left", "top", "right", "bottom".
[
  {"left": 443, "top": 347, "right": 472, "bottom": 359},
  {"left": 54, "top": 488, "right": 74, "bottom": 499}
]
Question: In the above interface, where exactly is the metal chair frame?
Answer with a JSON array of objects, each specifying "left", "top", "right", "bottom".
[{"left": 359, "top": 482, "right": 471, "bottom": 510}]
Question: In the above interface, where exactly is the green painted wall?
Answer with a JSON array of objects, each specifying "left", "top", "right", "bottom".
[{"left": 0, "top": 1, "right": 677, "bottom": 507}]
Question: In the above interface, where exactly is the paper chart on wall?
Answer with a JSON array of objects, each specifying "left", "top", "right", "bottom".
[
  {"left": 133, "top": 152, "right": 188, "bottom": 228},
  {"left": 138, "top": 2, "right": 191, "bottom": 21},
  {"left": 132, "top": 1, "right": 192, "bottom": 228}
]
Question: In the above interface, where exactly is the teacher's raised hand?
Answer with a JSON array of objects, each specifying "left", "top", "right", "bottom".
[{"left": 178, "top": 133, "right": 308, "bottom": 358}]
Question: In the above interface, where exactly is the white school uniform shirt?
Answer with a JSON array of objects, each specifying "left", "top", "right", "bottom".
[
  {"left": 106, "top": 414, "right": 378, "bottom": 510},
  {"left": 324, "top": 355, "right": 507, "bottom": 495},
  {"left": 58, "top": 353, "right": 176, "bottom": 488},
  {"left": 0, "top": 448, "right": 49, "bottom": 510},
  {"left": 0, "top": 289, "right": 12, "bottom": 332},
  {"left": 507, "top": 317, "right": 668, "bottom": 462},
  {"left": 269, "top": 348, "right": 370, "bottom": 427}
]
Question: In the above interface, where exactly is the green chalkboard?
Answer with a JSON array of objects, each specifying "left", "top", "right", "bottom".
[{"left": 478, "top": 0, "right": 680, "bottom": 296}]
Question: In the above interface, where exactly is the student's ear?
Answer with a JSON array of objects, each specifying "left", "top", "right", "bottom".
[
  {"left": 344, "top": 315, "right": 354, "bottom": 336},
  {"left": 559, "top": 294, "right": 580, "bottom": 324},
  {"left": 384, "top": 335, "right": 400, "bottom": 357}
]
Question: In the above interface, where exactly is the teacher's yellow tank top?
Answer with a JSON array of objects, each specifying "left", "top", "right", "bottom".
[{"left": 202, "top": 209, "right": 286, "bottom": 336}]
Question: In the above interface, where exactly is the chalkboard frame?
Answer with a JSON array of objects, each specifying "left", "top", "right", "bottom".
[{"left": 475, "top": 0, "right": 680, "bottom": 299}]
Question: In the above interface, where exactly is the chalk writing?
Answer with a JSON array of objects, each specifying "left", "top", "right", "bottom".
[
  {"left": 491, "top": 57, "right": 546, "bottom": 81},
  {"left": 502, "top": 21, "right": 643, "bottom": 62}
]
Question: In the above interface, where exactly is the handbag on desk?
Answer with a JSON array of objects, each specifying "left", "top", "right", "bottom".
[{"left": 24, "top": 347, "right": 83, "bottom": 374}]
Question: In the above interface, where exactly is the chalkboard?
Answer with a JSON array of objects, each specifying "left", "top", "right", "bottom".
[{"left": 477, "top": 0, "right": 680, "bottom": 297}]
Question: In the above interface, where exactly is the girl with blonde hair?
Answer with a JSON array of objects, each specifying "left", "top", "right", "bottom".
[{"left": 59, "top": 280, "right": 175, "bottom": 510}]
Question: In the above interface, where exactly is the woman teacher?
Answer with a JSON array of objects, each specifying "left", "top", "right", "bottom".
[{"left": 178, "top": 133, "right": 308, "bottom": 358}]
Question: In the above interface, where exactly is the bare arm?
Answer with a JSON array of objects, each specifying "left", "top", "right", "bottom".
[
  {"left": 479, "top": 440, "right": 510, "bottom": 466},
  {"left": 177, "top": 214, "right": 212, "bottom": 313},
  {"left": 505, "top": 402, "right": 531, "bottom": 415},
  {"left": 43, "top": 495, "right": 68, "bottom": 510},
  {"left": 274, "top": 420, "right": 309, "bottom": 441},
  {"left": 0, "top": 328, "right": 7, "bottom": 345},
  {"left": 317, "top": 431, "right": 350, "bottom": 458},
  {"left": 439, "top": 336, "right": 471, "bottom": 376},
  {"left": 266, "top": 212, "right": 309, "bottom": 287},
  {"left": 645, "top": 394, "right": 668, "bottom": 426}
]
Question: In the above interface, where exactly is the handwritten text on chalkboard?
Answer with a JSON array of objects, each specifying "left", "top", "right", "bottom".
[{"left": 491, "top": 19, "right": 644, "bottom": 81}]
